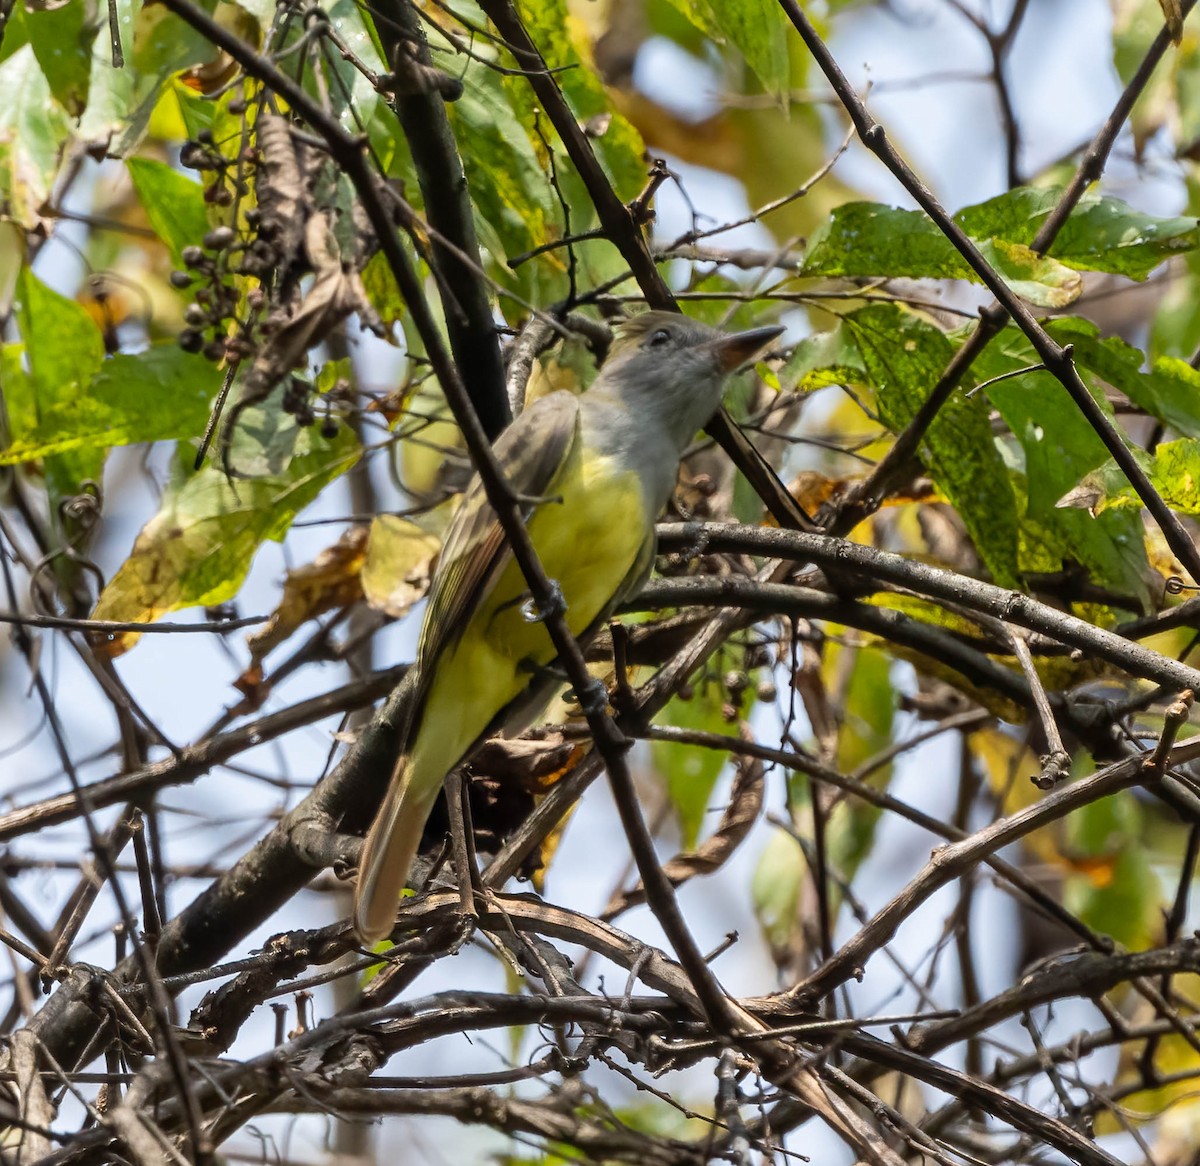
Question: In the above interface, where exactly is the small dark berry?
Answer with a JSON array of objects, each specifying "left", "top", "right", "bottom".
[
  {"left": 178, "top": 329, "right": 203, "bottom": 353},
  {"left": 213, "top": 188, "right": 233, "bottom": 207},
  {"left": 203, "top": 226, "right": 235, "bottom": 250},
  {"left": 320, "top": 418, "right": 339, "bottom": 439},
  {"left": 183, "top": 304, "right": 208, "bottom": 326},
  {"left": 169, "top": 271, "right": 192, "bottom": 289},
  {"left": 197, "top": 129, "right": 213, "bottom": 144},
  {"left": 181, "top": 245, "right": 206, "bottom": 268},
  {"left": 203, "top": 339, "right": 226, "bottom": 363}
]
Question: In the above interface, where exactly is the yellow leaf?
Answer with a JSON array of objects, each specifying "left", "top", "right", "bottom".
[
  {"left": 92, "top": 414, "right": 359, "bottom": 654},
  {"left": 360, "top": 513, "right": 444, "bottom": 618}
]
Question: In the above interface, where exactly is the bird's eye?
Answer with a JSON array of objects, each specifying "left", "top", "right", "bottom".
[{"left": 647, "top": 329, "right": 672, "bottom": 348}]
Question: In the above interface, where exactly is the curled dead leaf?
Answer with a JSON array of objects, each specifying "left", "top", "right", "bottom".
[
  {"left": 244, "top": 525, "right": 369, "bottom": 670},
  {"left": 602, "top": 722, "right": 765, "bottom": 920}
]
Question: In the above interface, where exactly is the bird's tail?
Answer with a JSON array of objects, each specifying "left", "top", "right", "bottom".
[{"left": 353, "top": 754, "right": 440, "bottom": 944}]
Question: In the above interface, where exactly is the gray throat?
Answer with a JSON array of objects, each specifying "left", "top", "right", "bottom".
[{"left": 581, "top": 381, "right": 724, "bottom": 517}]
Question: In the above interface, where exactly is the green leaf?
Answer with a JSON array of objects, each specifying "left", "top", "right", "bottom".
[
  {"left": 825, "top": 643, "right": 894, "bottom": 885},
  {"left": 851, "top": 307, "right": 1021, "bottom": 588},
  {"left": 229, "top": 0, "right": 276, "bottom": 27},
  {"left": 447, "top": 61, "right": 557, "bottom": 286},
  {"left": 752, "top": 827, "right": 806, "bottom": 957},
  {"left": 1094, "top": 180, "right": 1200, "bottom": 398},
  {"left": 830, "top": 641, "right": 895, "bottom": 776},
  {"left": 1113, "top": 0, "right": 1200, "bottom": 156},
  {"left": 975, "top": 237, "right": 1081, "bottom": 308},
  {"left": 327, "top": 0, "right": 385, "bottom": 128},
  {"left": 22, "top": 0, "right": 97, "bottom": 116},
  {"left": 1096, "top": 850, "right": 1159, "bottom": 948},
  {"left": 5, "top": 273, "right": 115, "bottom": 587},
  {"left": 806, "top": 304, "right": 1022, "bottom": 589},
  {"left": 359, "top": 250, "right": 407, "bottom": 334},
  {"left": 131, "top": 0, "right": 220, "bottom": 78},
  {"left": 800, "top": 202, "right": 1080, "bottom": 308},
  {"left": 657, "top": 0, "right": 791, "bottom": 94},
  {"left": 432, "top": 12, "right": 637, "bottom": 307},
  {"left": 78, "top": 0, "right": 145, "bottom": 148},
  {"left": 126, "top": 156, "right": 211, "bottom": 267},
  {"left": 651, "top": 651, "right": 749, "bottom": 847},
  {"left": 801, "top": 202, "right": 965, "bottom": 281},
  {"left": 958, "top": 187, "right": 1198, "bottom": 281},
  {"left": 0, "top": 46, "right": 72, "bottom": 229},
  {"left": 974, "top": 324, "right": 1152, "bottom": 609},
  {"left": 803, "top": 190, "right": 1198, "bottom": 300},
  {"left": 516, "top": 0, "right": 647, "bottom": 202},
  {"left": 1048, "top": 196, "right": 1196, "bottom": 280},
  {"left": 0, "top": 6, "right": 28, "bottom": 66},
  {"left": 466, "top": 1, "right": 646, "bottom": 304},
  {"left": 782, "top": 322, "right": 868, "bottom": 392},
  {"left": 0, "top": 346, "right": 216, "bottom": 466},
  {"left": 14, "top": 268, "right": 106, "bottom": 416},
  {"left": 0, "top": 343, "right": 31, "bottom": 457},
  {"left": 657, "top": 0, "right": 723, "bottom": 42},
  {"left": 92, "top": 399, "right": 361, "bottom": 653},
  {"left": 0, "top": 221, "right": 21, "bottom": 331},
  {"left": 1060, "top": 437, "right": 1200, "bottom": 516},
  {"left": 705, "top": 0, "right": 791, "bottom": 95},
  {"left": 1151, "top": 232, "right": 1200, "bottom": 360},
  {"left": 1052, "top": 317, "right": 1200, "bottom": 440},
  {"left": 1065, "top": 789, "right": 1161, "bottom": 950}
]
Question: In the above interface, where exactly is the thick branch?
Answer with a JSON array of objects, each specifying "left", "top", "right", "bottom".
[
  {"left": 374, "top": 0, "right": 509, "bottom": 439},
  {"left": 656, "top": 523, "right": 1200, "bottom": 693}
]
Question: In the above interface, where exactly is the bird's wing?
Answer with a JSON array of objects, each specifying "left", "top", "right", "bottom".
[{"left": 417, "top": 390, "right": 582, "bottom": 669}]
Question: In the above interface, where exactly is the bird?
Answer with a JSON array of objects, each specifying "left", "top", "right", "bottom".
[{"left": 353, "top": 311, "right": 784, "bottom": 943}]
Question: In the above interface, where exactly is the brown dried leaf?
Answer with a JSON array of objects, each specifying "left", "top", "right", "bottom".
[
  {"left": 473, "top": 732, "right": 580, "bottom": 789},
  {"left": 244, "top": 525, "right": 369, "bottom": 668},
  {"left": 786, "top": 470, "right": 844, "bottom": 517},
  {"left": 1160, "top": 0, "right": 1184, "bottom": 42}
]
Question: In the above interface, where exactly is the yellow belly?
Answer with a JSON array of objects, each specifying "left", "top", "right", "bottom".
[{"left": 409, "top": 452, "right": 649, "bottom": 785}]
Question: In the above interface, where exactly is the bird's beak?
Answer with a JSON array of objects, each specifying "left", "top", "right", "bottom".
[{"left": 707, "top": 325, "right": 785, "bottom": 373}]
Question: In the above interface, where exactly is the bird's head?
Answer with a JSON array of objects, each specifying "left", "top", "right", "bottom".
[
  {"left": 592, "top": 311, "right": 784, "bottom": 448},
  {"left": 607, "top": 311, "right": 783, "bottom": 376}
]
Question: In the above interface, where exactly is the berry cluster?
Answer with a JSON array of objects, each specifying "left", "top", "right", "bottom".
[
  {"left": 171, "top": 114, "right": 347, "bottom": 441},
  {"left": 281, "top": 376, "right": 317, "bottom": 429},
  {"left": 172, "top": 129, "right": 257, "bottom": 365}
]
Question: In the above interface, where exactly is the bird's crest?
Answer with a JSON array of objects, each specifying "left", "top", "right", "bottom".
[
  {"left": 612, "top": 310, "right": 681, "bottom": 340},
  {"left": 609, "top": 311, "right": 694, "bottom": 357}
]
